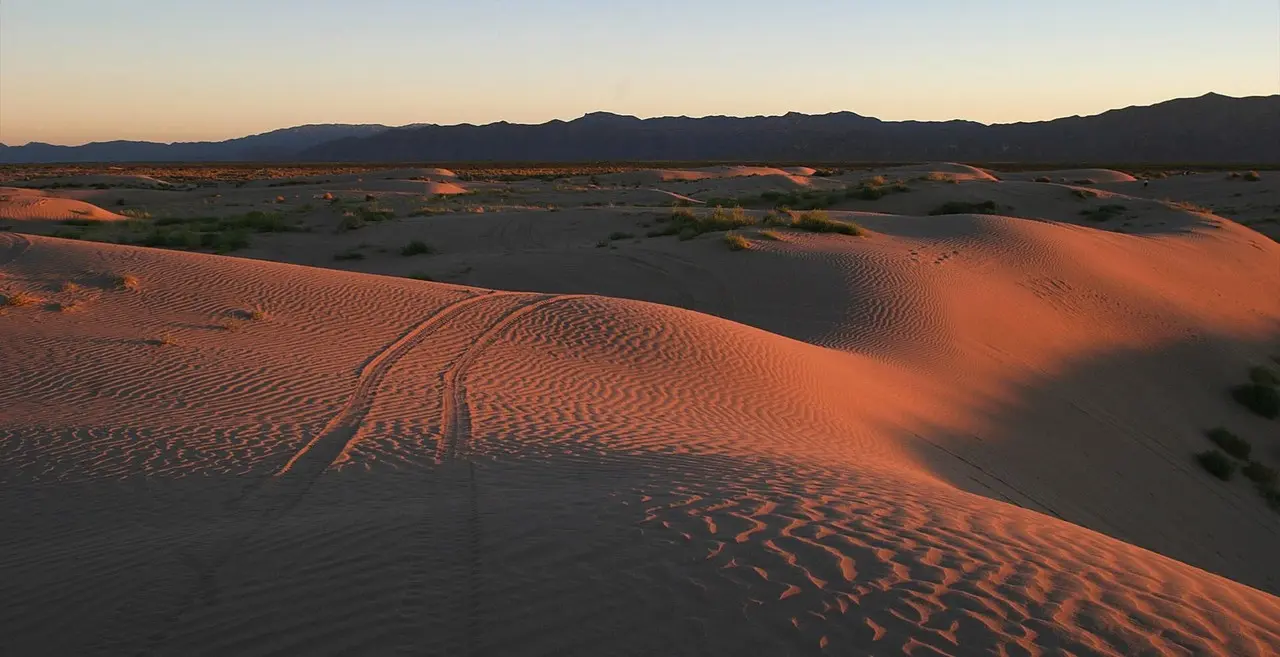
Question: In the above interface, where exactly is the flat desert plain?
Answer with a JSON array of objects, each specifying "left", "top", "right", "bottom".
[{"left": 1, "top": 163, "right": 1279, "bottom": 656}]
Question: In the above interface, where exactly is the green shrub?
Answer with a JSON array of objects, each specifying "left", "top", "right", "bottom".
[
  {"left": 1232, "top": 383, "right": 1279, "bottom": 419},
  {"left": 1243, "top": 171, "right": 1261, "bottom": 182},
  {"left": 929, "top": 200, "right": 998, "bottom": 216},
  {"left": 792, "top": 210, "right": 863, "bottom": 236},
  {"left": 1196, "top": 450, "right": 1235, "bottom": 480},
  {"left": 400, "top": 240, "right": 435, "bottom": 256},
  {"left": 724, "top": 232, "right": 750, "bottom": 251},
  {"left": 1206, "top": 428, "right": 1251, "bottom": 459},
  {"left": 1249, "top": 365, "right": 1279, "bottom": 387},
  {"left": 1243, "top": 461, "right": 1278, "bottom": 486}
]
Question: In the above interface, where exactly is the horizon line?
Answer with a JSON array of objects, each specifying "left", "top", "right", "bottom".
[{"left": 2, "top": 91, "right": 1272, "bottom": 149}]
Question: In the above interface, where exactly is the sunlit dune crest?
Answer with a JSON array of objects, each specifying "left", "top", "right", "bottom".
[{"left": 1, "top": 163, "right": 1278, "bottom": 655}]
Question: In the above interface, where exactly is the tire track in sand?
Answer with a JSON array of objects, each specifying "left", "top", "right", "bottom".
[
  {"left": 128, "top": 291, "right": 498, "bottom": 656},
  {"left": 393, "top": 293, "right": 580, "bottom": 656}
]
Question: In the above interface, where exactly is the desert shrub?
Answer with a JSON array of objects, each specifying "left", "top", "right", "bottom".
[
  {"left": 792, "top": 210, "right": 863, "bottom": 236},
  {"left": 608, "top": 231, "right": 635, "bottom": 241},
  {"left": 1033, "top": 176, "right": 1052, "bottom": 183},
  {"left": 1248, "top": 365, "right": 1279, "bottom": 387},
  {"left": 110, "top": 274, "right": 139, "bottom": 290},
  {"left": 2, "top": 291, "right": 38, "bottom": 307},
  {"left": 337, "top": 215, "right": 365, "bottom": 232},
  {"left": 357, "top": 206, "right": 396, "bottom": 222},
  {"left": 1071, "top": 188, "right": 1099, "bottom": 200},
  {"left": 762, "top": 211, "right": 787, "bottom": 226},
  {"left": 1243, "top": 171, "right": 1261, "bottom": 182},
  {"left": 929, "top": 200, "right": 998, "bottom": 216},
  {"left": 50, "top": 228, "right": 83, "bottom": 239},
  {"left": 757, "top": 230, "right": 782, "bottom": 241},
  {"left": 848, "top": 185, "right": 886, "bottom": 201},
  {"left": 724, "top": 232, "right": 750, "bottom": 251},
  {"left": 400, "top": 240, "right": 435, "bottom": 256},
  {"left": 1231, "top": 383, "right": 1280, "bottom": 419},
  {"left": 1206, "top": 427, "right": 1251, "bottom": 460},
  {"left": 1196, "top": 450, "right": 1235, "bottom": 480},
  {"left": 1081, "top": 204, "right": 1128, "bottom": 222},
  {"left": 1243, "top": 461, "right": 1278, "bottom": 486},
  {"left": 120, "top": 208, "right": 151, "bottom": 219},
  {"left": 333, "top": 250, "right": 365, "bottom": 261}
]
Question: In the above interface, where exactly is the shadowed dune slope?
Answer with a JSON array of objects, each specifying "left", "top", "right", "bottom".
[{"left": 1, "top": 232, "right": 1278, "bottom": 656}]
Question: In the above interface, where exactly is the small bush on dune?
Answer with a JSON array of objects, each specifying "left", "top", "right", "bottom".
[
  {"left": 1080, "top": 204, "right": 1128, "bottom": 222},
  {"left": 1196, "top": 450, "right": 1235, "bottom": 480},
  {"left": 111, "top": 274, "right": 139, "bottom": 291},
  {"left": 757, "top": 230, "right": 782, "bottom": 241},
  {"left": 1249, "top": 365, "right": 1279, "bottom": 387},
  {"left": 1243, "top": 171, "right": 1261, "bottom": 182},
  {"left": 929, "top": 200, "right": 999, "bottom": 216},
  {"left": 1071, "top": 188, "right": 1099, "bottom": 200},
  {"left": 2, "top": 291, "right": 38, "bottom": 307},
  {"left": 608, "top": 231, "right": 635, "bottom": 241},
  {"left": 724, "top": 232, "right": 750, "bottom": 251},
  {"left": 333, "top": 249, "right": 365, "bottom": 261},
  {"left": 1033, "top": 176, "right": 1052, "bottom": 183},
  {"left": 1205, "top": 427, "right": 1251, "bottom": 460},
  {"left": 120, "top": 208, "right": 151, "bottom": 219},
  {"left": 1231, "top": 383, "right": 1279, "bottom": 419},
  {"left": 792, "top": 210, "right": 863, "bottom": 236},
  {"left": 400, "top": 240, "right": 435, "bottom": 256},
  {"left": 1243, "top": 461, "right": 1278, "bottom": 486}
]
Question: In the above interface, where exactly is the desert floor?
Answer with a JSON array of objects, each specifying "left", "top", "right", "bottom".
[{"left": 2, "top": 163, "right": 1278, "bottom": 656}]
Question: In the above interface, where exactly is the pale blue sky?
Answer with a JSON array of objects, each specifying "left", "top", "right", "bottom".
[{"left": 1, "top": 0, "right": 1277, "bottom": 145}]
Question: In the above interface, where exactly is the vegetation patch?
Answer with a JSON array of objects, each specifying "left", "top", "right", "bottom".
[
  {"left": 400, "top": 240, "right": 435, "bottom": 256},
  {"left": 1070, "top": 188, "right": 1099, "bottom": 200},
  {"left": 1243, "top": 461, "right": 1278, "bottom": 486},
  {"left": 724, "top": 232, "right": 750, "bottom": 251},
  {"left": 757, "top": 230, "right": 782, "bottom": 241},
  {"left": 1231, "top": 383, "right": 1279, "bottom": 419},
  {"left": 929, "top": 200, "right": 999, "bottom": 216},
  {"left": 2, "top": 291, "right": 38, "bottom": 307},
  {"left": 792, "top": 210, "right": 863, "bottom": 236},
  {"left": 1196, "top": 450, "right": 1235, "bottom": 480},
  {"left": 1205, "top": 427, "right": 1251, "bottom": 460},
  {"left": 333, "top": 249, "right": 365, "bottom": 261},
  {"left": 1248, "top": 365, "right": 1279, "bottom": 387}
]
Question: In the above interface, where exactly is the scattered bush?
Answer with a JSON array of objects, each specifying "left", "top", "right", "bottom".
[
  {"left": 400, "top": 240, "right": 435, "bottom": 256},
  {"left": 1206, "top": 427, "right": 1252, "bottom": 459},
  {"left": 1196, "top": 450, "right": 1236, "bottom": 480},
  {"left": 724, "top": 232, "right": 750, "bottom": 251},
  {"left": 365, "top": 194, "right": 377, "bottom": 202},
  {"left": 2, "top": 291, "right": 38, "bottom": 307},
  {"left": 792, "top": 210, "right": 863, "bottom": 235},
  {"left": 929, "top": 200, "right": 998, "bottom": 216},
  {"left": 1243, "top": 171, "right": 1261, "bottom": 182},
  {"left": 757, "top": 230, "right": 782, "bottom": 241},
  {"left": 120, "top": 208, "right": 151, "bottom": 219},
  {"left": 1070, "top": 188, "right": 1099, "bottom": 200},
  {"left": 333, "top": 250, "right": 365, "bottom": 261},
  {"left": 1248, "top": 365, "right": 1279, "bottom": 387},
  {"left": 607, "top": 231, "right": 635, "bottom": 241},
  {"left": 111, "top": 274, "right": 139, "bottom": 291},
  {"left": 1243, "top": 461, "right": 1278, "bottom": 486},
  {"left": 1033, "top": 176, "right": 1052, "bottom": 183},
  {"left": 1231, "top": 383, "right": 1280, "bottom": 419}
]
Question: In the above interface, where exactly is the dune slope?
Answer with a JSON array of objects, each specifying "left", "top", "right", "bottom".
[{"left": 1, "top": 232, "right": 1278, "bottom": 656}]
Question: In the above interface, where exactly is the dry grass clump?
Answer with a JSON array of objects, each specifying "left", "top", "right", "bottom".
[
  {"left": 400, "top": 240, "right": 435, "bottom": 256},
  {"left": 724, "top": 232, "right": 750, "bottom": 251},
  {"left": 112, "top": 273, "right": 140, "bottom": 291},
  {"left": 757, "top": 230, "right": 783, "bottom": 241},
  {"left": 791, "top": 210, "right": 863, "bottom": 236},
  {"left": 2, "top": 291, "right": 39, "bottom": 307}
]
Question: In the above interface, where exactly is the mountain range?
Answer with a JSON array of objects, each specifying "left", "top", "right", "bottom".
[{"left": 2, "top": 93, "right": 1277, "bottom": 164}]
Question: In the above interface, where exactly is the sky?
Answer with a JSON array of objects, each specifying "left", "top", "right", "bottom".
[{"left": 1, "top": 0, "right": 1278, "bottom": 145}]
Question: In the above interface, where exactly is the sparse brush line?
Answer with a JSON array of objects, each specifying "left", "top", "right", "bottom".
[
  {"left": 436, "top": 294, "right": 584, "bottom": 462},
  {"left": 278, "top": 291, "right": 501, "bottom": 477}
]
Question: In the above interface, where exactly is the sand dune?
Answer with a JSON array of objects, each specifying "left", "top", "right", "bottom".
[
  {"left": 0, "top": 187, "right": 125, "bottom": 222},
  {"left": 2, "top": 164, "right": 1279, "bottom": 655}
]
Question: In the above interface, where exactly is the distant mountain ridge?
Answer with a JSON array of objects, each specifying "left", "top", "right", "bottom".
[
  {"left": 3, "top": 94, "right": 1277, "bottom": 163},
  {"left": 0, "top": 124, "right": 392, "bottom": 163}
]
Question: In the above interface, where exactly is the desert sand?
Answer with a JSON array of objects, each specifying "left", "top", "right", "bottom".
[{"left": 1, "top": 164, "right": 1278, "bottom": 656}]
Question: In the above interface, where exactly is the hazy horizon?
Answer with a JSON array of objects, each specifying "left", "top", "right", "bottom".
[{"left": 2, "top": 0, "right": 1278, "bottom": 146}]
